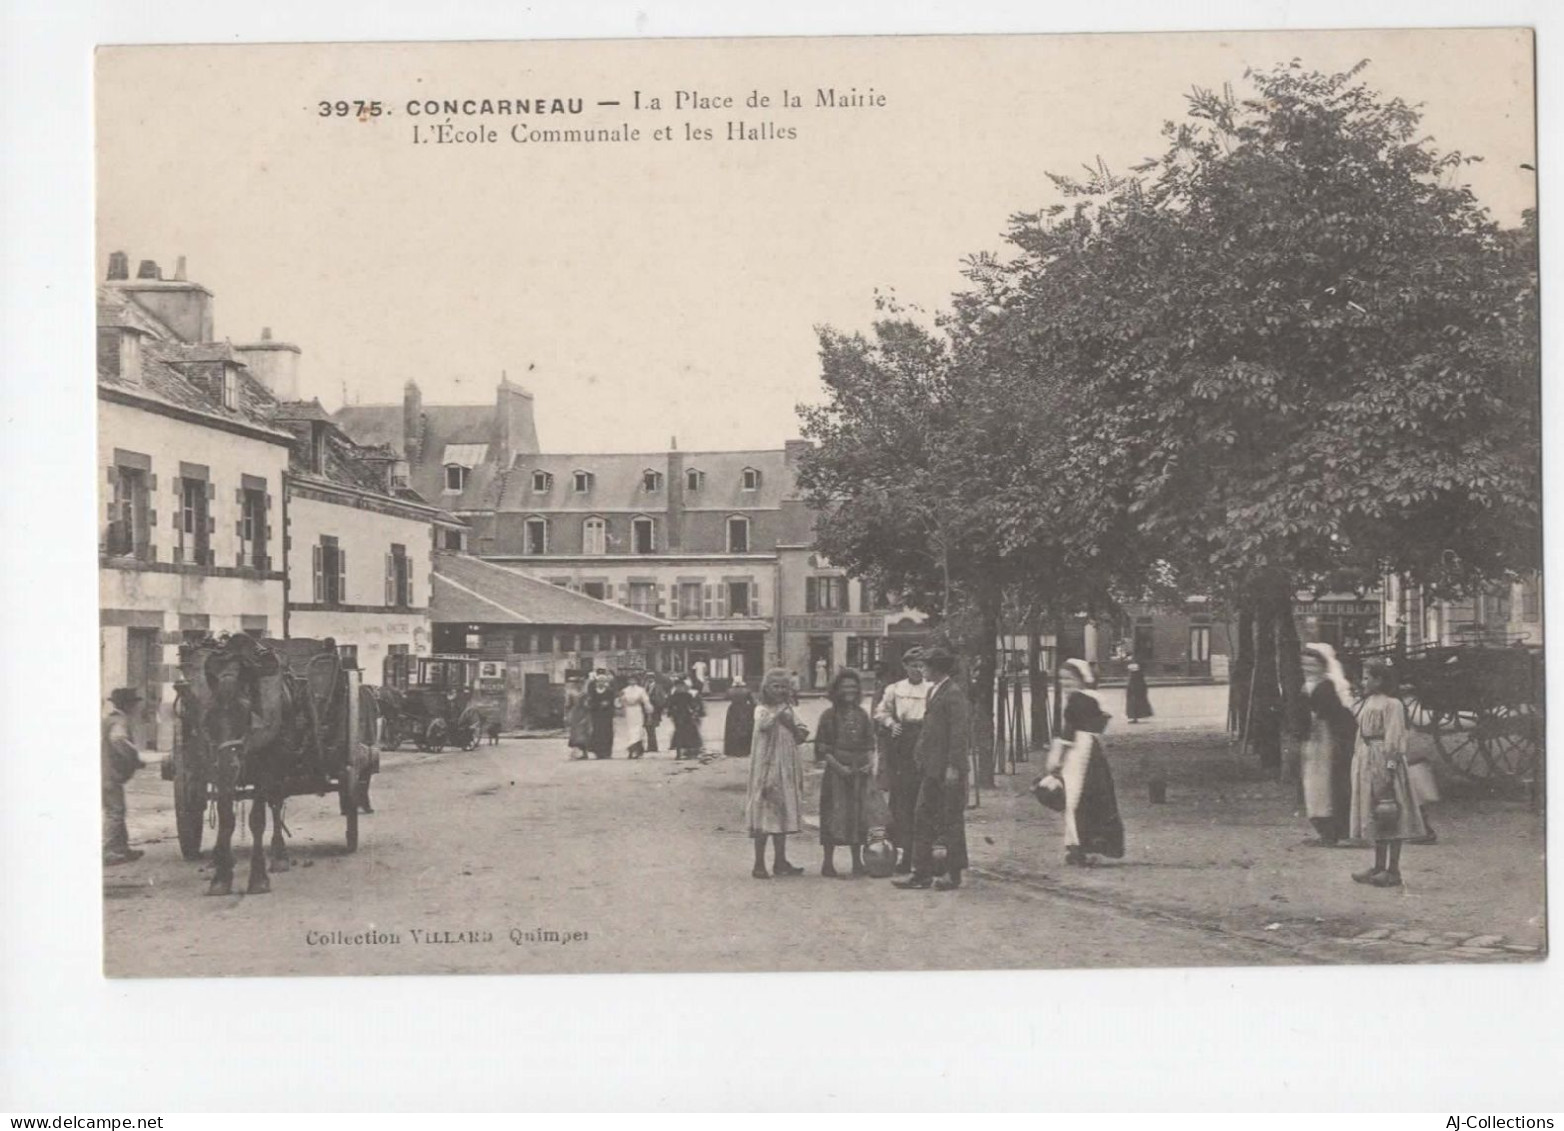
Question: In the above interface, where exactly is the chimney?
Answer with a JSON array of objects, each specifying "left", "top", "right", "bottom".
[
  {"left": 234, "top": 329, "right": 302, "bottom": 400},
  {"left": 493, "top": 376, "right": 540, "bottom": 470},
  {"left": 174, "top": 256, "right": 187, "bottom": 281},
  {"left": 309, "top": 419, "right": 329, "bottom": 475},
  {"left": 118, "top": 257, "right": 213, "bottom": 343},
  {"left": 261, "top": 326, "right": 272, "bottom": 341},
  {"left": 106, "top": 251, "right": 129, "bottom": 281},
  {"left": 403, "top": 380, "right": 424, "bottom": 463},
  {"left": 666, "top": 442, "right": 686, "bottom": 551}
]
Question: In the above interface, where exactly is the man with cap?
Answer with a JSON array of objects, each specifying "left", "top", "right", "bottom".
[
  {"left": 874, "top": 646, "right": 930, "bottom": 873},
  {"left": 102, "top": 687, "right": 146, "bottom": 865},
  {"left": 894, "top": 646, "right": 971, "bottom": 891}
]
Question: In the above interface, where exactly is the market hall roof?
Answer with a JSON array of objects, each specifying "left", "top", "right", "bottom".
[{"left": 431, "top": 553, "right": 668, "bottom": 628}]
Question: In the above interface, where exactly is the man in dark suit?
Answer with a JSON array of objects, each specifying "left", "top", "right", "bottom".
[{"left": 893, "top": 646, "right": 971, "bottom": 891}]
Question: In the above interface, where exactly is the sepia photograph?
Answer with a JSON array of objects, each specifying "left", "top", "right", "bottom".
[{"left": 89, "top": 26, "right": 1544, "bottom": 984}]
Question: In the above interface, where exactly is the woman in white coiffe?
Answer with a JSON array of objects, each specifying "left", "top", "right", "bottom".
[{"left": 1042, "top": 659, "right": 1126, "bottom": 866}]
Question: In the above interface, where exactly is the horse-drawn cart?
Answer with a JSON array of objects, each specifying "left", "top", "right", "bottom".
[
  {"left": 164, "top": 635, "right": 378, "bottom": 893},
  {"left": 1350, "top": 639, "right": 1544, "bottom": 783}
]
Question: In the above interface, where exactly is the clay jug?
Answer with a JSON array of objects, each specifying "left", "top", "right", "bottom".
[{"left": 863, "top": 828, "right": 896, "bottom": 879}]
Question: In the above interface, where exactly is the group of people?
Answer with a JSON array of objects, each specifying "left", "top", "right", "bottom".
[
  {"left": 1298, "top": 643, "right": 1437, "bottom": 888},
  {"left": 564, "top": 669, "right": 708, "bottom": 761},
  {"left": 742, "top": 646, "right": 976, "bottom": 890}
]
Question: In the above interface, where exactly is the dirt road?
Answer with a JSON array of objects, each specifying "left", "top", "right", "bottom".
[{"left": 105, "top": 709, "right": 1293, "bottom": 977}]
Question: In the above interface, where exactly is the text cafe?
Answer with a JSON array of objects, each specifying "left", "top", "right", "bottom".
[{"left": 654, "top": 627, "right": 766, "bottom": 689}]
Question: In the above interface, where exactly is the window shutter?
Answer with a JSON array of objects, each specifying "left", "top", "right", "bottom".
[
  {"left": 656, "top": 585, "right": 665, "bottom": 618},
  {"left": 106, "top": 465, "right": 119, "bottom": 487},
  {"left": 750, "top": 582, "right": 760, "bottom": 619},
  {"left": 338, "top": 550, "right": 347, "bottom": 603},
  {"left": 235, "top": 487, "right": 244, "bottom": 505},
  {"left": 669, "top": 585, "right": 679, "bottom": 619},
  {"left": 312, "top": 545, "right": 322, "bottom": 602},
  {"left": 703, "top": 584, "right": 713, "bottom": 619},
  {"left": 806, "top": 579, "right": 817, "bottom": 612},
  {"left": 207, "top": 481, "right": 215, "bottom": 501},
  {"left": 716, "top": 584, "right": 727, "bottom": 618},
  {"left": 236, "top": 519, "right": 244, "bottom": 538},
  {"left": 386, "top": 553, "right": 394, "bottom": 605},
  {"left": 148, "top": 473, "right": 158, "bottom": 491},
  {"left": 407, "top": 559, "right": 414, "bottom": 607},
  {"left": 171, "top": 475, "right": 182, "bottom": 498},
  {"left": 147, "top": 508, "right": 156, "bottom": 529},
  {"left": 617, "top": 583, "right": 628, "bottom": 605}
]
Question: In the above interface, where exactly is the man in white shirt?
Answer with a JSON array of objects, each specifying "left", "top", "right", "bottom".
[{"left": 874, "top": 647, "right": 930, "bottom": 873}]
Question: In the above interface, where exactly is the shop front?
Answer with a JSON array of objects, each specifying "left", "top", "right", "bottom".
[
  {"left": 780, "top": 612, "right": 888, "bottom": 690},
  {"left": 656, "top": 626, "right": 767, "bottom": 690}
]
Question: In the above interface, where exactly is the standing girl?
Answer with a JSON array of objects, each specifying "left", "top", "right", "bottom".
[
  {"left": 1348, "top": 662, "right": 1426, "bottom": 887},
  {"left": 815, "top": 669, "right": 874, "bottom": 878},
  {"left": 745, "top": 669, "right": 810, "bottom": 878},
  {"left": 1040, "top": 659, "right": 1125, "bottom": 866},
  {"left": 1297, "top": 643, "right": 1358, "bottom": 846}
]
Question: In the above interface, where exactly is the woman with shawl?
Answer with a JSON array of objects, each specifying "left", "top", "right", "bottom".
[
  {"left": 745, "top": 668, "right": 810, "bottom": 878},
  {"left": 815, "top": 669, "right": 874, "bottom": 877},
  {"left": 1297, "top": 643, "right": 1358, "bottom": 846},
  {"left": 1038, "top": 659, "right": 1125, "bottom": 865},
  {"left": 1125, "top": 662, "right": 1154, "bottom": 723},
  {"left": 584, "top": 669, "right": 617, "bottom": 760},
  {"left": 666, "top": 676, "right": 705, "bottom": 760},
  {"left": 723, "top": 680, "right": 757, "bottom": 757}
]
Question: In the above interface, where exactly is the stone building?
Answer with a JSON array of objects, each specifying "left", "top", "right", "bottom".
[{"left": 97, "top": 257, "right": 291, "bottom": 748}]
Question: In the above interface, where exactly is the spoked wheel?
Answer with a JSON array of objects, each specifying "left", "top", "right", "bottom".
[
  {"left": 1432, "top": 703, "right": 1541, "bottom": 780},
  {"left": 339, "top": 765, "right": 359, "bottom": 853},
  {"left": 420, "top": 719, "right": 448, "bottom": 753},
  {"left": 173, "top": 759, "right": 207, "bottom": 861},
  {"left": 1402, "top": 691, "right": 1438, "bottom": 732}
]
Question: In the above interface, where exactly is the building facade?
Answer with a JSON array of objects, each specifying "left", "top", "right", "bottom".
[{"left": 97, "top": 260, "right": 292, "bottom": 748}]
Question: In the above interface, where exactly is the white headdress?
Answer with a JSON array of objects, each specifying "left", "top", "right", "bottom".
[{"left": 1303, "top": 642, "right": 1352, "bottom": 703}]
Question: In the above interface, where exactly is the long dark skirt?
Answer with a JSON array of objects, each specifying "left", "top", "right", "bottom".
[
  {"left": 1125, "top": 673, "right": 1154, "bottom": 721},
  {"left": 819, "top": 767, "right": 870, "bottom": 846},
  {"left": 1077, "top": 751, "right": 1126, "bottom": 858},
  {"left": 723, "top": 701, "right": 756, "bottom": 757},
  {"left": 671, "top": 713, "right": 702, "bottom": 752},
  {"left": 588, "top": 710, "right": 615, "bottom": 758},
  {"left": 879, "top": 721, "right": 923, "bottom": 852}
]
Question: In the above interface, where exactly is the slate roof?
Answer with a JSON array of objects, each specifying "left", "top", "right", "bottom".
[
  {"left": 96, "top": 288, "right": 291, "bottom": 441},
  {"left": 431, "top": 553, "right": 667, "bottom": 627},
  {"left": 333, "top": 402, "right": 501, "bottom": 503},
  {"left": 498, "top": 450, "right": 793, "bottom": 513}
]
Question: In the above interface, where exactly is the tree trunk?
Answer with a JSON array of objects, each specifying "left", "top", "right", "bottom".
[
  {"left": 1229, "top": 603, "right": 1255, "bottom": 735},
  {"left": 1027, "top": 629, "right": 1050, "bottom": 746},
  {"left": 1274, "top": 576, "right": 1305, "bottom": 791},
  {"left": 971, "top": 586, "right": 1000, "bottom": 789},
  {"left": 1251, "top": 584, "right": 1283, "bottom": 771}
]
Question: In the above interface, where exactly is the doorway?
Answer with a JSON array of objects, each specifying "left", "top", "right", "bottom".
[
  {"left": 125, "top": 627, "right": 161, "bottom": 749},
  {"left": 808, "top": 636, "right": 833, "bottom": 689}
]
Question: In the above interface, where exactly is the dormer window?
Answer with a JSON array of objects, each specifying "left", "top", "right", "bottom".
[
  {"left": 686, "top": 468, "right": 704, "bottom": 492},
  {"left": 391, "top": 461, "right": 411, "bottom": 489},
  {"left": 741, "top": 467, "right": 761, "bottom": 491},
  {"left": 573, "top": 470, "right": 593, "bottom": 493},
  {"left": 445, "top": 464, "right": 469, "bottom": 492},
  {"left": 642, "top": 469, "right": 664, "bottom": 492},
  {"left": 531, "top": 470, "right": 553, "bottom": 493},
  {"left": 221, "top": 367, "right": 239, "bottom": 410}
]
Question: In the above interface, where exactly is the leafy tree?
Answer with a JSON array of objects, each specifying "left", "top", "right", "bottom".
[{"left": 983, "top": 61, "right": 1539, "bottom": 765}]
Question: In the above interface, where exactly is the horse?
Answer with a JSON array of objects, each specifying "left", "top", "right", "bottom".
[{"left": 181, "top": 637, "right": 294, "bottom": 895}]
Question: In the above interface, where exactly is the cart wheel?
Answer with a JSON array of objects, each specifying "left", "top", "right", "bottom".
[
  {"left": 1433, "top": 704, "right": 1539, "bottom": 780},
  {"left": 424, "top": 719, "right": 448, "bottom": 753},
  {"left": 340, "top": 765, "right": 359, "bottom": 853},
  {"left": 173, "top": 759, "right": 206, "bottom": 861},
  {"left": 1402, "top": 692, "right": 1436, "bottom": 732}
]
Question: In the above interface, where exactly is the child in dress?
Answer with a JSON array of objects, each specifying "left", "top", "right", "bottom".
[
  {"left": 815, "top": 669, "right": 875, "bottom": 878},
  {"left": 745, "top": 669, "right": 810, "bottom": 878},
  {"left": 1349, "top": 663, "right": 1427, "bottom": 888}
]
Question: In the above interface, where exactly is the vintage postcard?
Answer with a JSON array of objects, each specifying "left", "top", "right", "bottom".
[{"left": 95, "top": 29, "right": 1543, "bottom": 978}]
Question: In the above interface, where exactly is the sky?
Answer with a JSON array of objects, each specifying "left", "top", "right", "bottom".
[{"left": 95, "top": 29, "right": 1536, "bottom": 452}]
